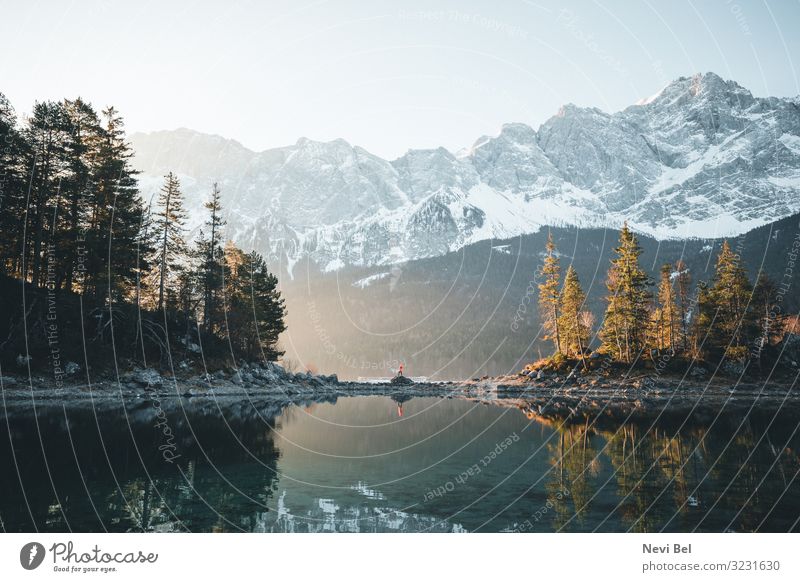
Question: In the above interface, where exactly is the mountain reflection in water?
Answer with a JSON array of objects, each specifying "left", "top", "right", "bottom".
[{"left": 1, "top": 395, "right": 798, "bottom": 532}]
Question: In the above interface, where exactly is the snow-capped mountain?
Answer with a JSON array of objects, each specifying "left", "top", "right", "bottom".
[{"left": 130, "top": 73, "right": 800, "bottom": 273}]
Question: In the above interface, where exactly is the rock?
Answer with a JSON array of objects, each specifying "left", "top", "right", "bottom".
[
  {"left": 65, "top": 362, "right": 80, "bottom": 376},
  {"left": 15, "top": 354, "right": 31, "bottom": 367},
  {"left": 1, "top": 376, "right": 18, "bottom": 387},
  {"left": 722, "top": 360, "right": 745, "bottom": 376},
  {"left": 131, "top": 368, "right": 163, "bottom": 387},
  {"left": 689, "top": 366, "right": 707, "bottom": 378},
  {"left": 268, "top": 362, "right": 288, "bottom": 377},
  {"left": 391, "top": 375, "right": 414, "bottom": 386}
]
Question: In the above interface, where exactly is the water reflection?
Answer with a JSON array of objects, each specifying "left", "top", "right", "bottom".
[
  {"left": 524, "top": 406, "right": 800, "bottom": 533},
  {"left": 1, "top": 395, "right": 798, "bottom": 532}
]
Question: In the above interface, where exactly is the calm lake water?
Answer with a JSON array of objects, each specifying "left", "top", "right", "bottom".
[{"left": 1, "top": 395, "right": 799, "bottom": 532}]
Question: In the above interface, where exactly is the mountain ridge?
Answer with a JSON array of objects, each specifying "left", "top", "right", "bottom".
[{"left": 130, "top": 72, "right": 800, "bottom": 273}]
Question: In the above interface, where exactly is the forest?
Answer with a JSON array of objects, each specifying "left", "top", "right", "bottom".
[
  {"left": 534, "top": 224, "right": 794, "bottom": 376},
  {"left": 0, "top": 93, "right": 286, "bottom": 380}
]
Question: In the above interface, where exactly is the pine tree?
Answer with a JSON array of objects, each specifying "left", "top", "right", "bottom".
[
  {"left": 83, "top": 106, "right": 144, "bottom": 301},
  {"left": 244, "top": 250, "right": 287, "bottom": 360},
  {"left": 650, "top": 263, "right": 679, "bottom": 352},
  {"left": 692, "top": 280, "right": 714, "bottom": 358},
  {"left": 198, "top": 183, "right": 226, "bottom": 334},
  {"left": 538, "top": 231, "right": 562, "bottom": 354},
  {"left": 599, "top": 223, "right": 652, "bottom": 363},
  {"left": 707, "top": 240, "right": 754, "bottom": 361},
  {"left": 0, "top": 93, "right": 28, "bottom": 276},
  {"left": 151, "top": 172, "right": 186, "bottom": 312},
  {"left": 675, "top": 259, "right": 691, "bottom": 352},
  {"left": 751, "top": 272, "right": 777, "bottom": 369},
  {"left": 60, "top": 98, "right": 101, "bottom": 293},
  {"left": 223, "top": 242, "right": 286, "bottom": 361},
  {"left": 21, "top": 101, "right": 70, "bottom": 287},
  {"left": 558, "top": 265, "right": 590, "bottom": 367}
]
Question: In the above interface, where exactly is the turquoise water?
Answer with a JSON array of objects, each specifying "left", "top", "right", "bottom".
[{"left": 1, "top": 395, "right": 798, "bottom": 532}]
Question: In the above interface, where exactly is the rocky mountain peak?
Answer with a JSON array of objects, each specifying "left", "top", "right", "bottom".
[{"left": 130, "top": 73, "right": 800, "bottom": 273}]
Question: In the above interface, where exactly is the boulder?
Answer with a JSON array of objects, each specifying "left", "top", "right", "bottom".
[
  {"left": 391, "top": 375, "right": 414, "bottom": 386},
  {"left": 131, "top": 368, "right": 163, "bottom": 387},
  {"left": 268, "top": 363, "right": 288, "bottom": 379}
]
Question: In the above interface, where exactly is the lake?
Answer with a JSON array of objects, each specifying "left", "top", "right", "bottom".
[{"left": 1, "top": 394, "right": 798, "bottom": 532}]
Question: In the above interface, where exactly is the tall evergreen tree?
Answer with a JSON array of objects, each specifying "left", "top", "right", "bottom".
[
  {"left": 692, "top": 280, "right": 714, "bottom": 358},
  {"left": 0, "top": 92, "right": 28, "bottom": 276},
  {"left": 599, "top": 223, "right": 652, "bottom": 363},
  {"left": 751, "top": 272, "right": 777, "bottom": 369},
  {"left": 223, "top": 243, "right": 286, "bottom": 361},
  {"left": 538, "top": 231, "right": 562, "bottom": 354},
  {"left": 21, "top": 101, "right": 70, "bottom": 287},
  {"left": 558, "top": 265, "right": 590, "bottom": 367},
  {"left": 650, "top": 263, "right": 679, "bottom": 352},
  {"left": 151, "top": 172, "right": 186, "bottom": 312},
  {"left": 675, "top": 259, "right": 692, "bottom": 352},
  {"left": 198, "top": 183, "right": 226, "bottom": 334},
  {"left": 707, "top": 240, "right": 754, "bottom": 361},
  {"left": 60, "top": 98, "right": 101, "bottom": 292},
  {"left": 86, "top": 106, "right": 145, "bottom": 301}
]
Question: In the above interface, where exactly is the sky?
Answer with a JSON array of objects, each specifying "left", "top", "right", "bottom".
[{"left": 1, "top": 0, "right": 799, "bottom": 159}]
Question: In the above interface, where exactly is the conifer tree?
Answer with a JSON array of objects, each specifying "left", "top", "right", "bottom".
[
  {"left": 538, "top": 231, "right": 562, "bottom": 354},
  {"left": 751, "top": 272, "right": 777, "bottom": 369},
  {"left": 707, "top": 240, "right": 754, "bottom": 361},
  {"left": 599, "top": 223, "right": 651, "bottom": 363},
  {"left": 675, "top": 259, "right": 691, "bottom": 352},
  {"left": 692, "top": 280, "right": 714, "bottom": 358},
  {"left": 650, "top": 263, "right": 679, "bottom": 352},
  {"left": 152, "top": 172, "right": 186, "bottom": 312},
  {"left": 0, "top": 93, "right": 28, "bottom": 276},
  {"left": 558, "top": 265, "right": 590, "bottom": 367},
  {"left": 197, "top": 183, "right": 226, "bottom": 334},
  {"left": 60, "top": 98, "right": 101, "bottom": 293},
  {"left": 83, "top": 106, "right": 144, "bottom": 301},
  {"left": 21, "top": 101, "right": 70, "bottom": 287},
  {"left": 223, "top": 242, "right": 286, "bottom": 360}
]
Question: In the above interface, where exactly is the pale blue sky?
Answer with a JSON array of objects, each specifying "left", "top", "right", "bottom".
[{"left": 1, "top": 0, "right": 799, "bottom": 158}]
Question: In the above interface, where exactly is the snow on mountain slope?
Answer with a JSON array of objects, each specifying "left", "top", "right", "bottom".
[{"left": 130, "top": 73, "right": 800, "bottom": 272}]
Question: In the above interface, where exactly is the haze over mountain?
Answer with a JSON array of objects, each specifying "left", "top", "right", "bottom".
[{"left": 130, "top": 72, "right": 800, "bottom": 274}]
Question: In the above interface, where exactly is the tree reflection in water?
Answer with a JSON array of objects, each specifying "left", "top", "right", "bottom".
[
  {"left": 2, "top": 396, "right": 798, "bottom": 532},
  {"left": 1, "top": 404, "right": 281, "bottom": 532},
  {"left": 532, "top": 407, "right": 800, "bottom": 532}
]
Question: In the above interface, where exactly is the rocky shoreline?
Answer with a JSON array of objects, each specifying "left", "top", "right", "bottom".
[{"left": 2, "top": 362, "right": 797, "bottom": 425}]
